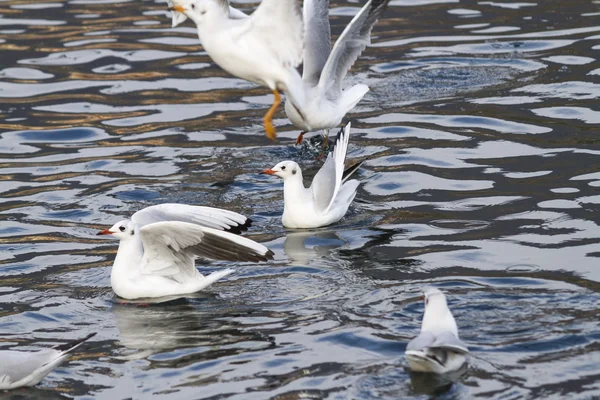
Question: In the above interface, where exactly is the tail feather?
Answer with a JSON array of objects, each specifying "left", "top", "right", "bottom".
[
  {"left": 53, "top": 332, "right": 96, "bottom": 354},
  {"left": 340, "top": 84, "right": 369, "bottom": 114},
  {"left": 201, "top": 268, "right": 235, "bottom": 288}
]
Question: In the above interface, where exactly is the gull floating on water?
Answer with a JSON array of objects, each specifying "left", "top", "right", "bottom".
[
  {"left": 285, "top": 0, "right": 390, "bottom": 146},
  {"left": 169, "top": 0, "right": 305, "bottom": 141},
  {"left": 97, "top": 204, "right": 274, "bottom": 300},
  {"left": 0, "top": 333, "right": 95, "bottom": 390},
  {"left": 264, "top": 122, "right": 363, "bottom": 228},
  {"left": 405, "top": 287, "right": 469, "bottom": 374}
]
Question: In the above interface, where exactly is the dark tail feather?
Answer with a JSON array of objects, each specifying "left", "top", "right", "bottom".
[
  {"left": 53, "top": 332, "right": 96, "bottom": 353},
  {"left": 224, "top": 217, "right": 252, "bottom": 235},
  {"left": 342, "top": 158, "right": 368, "bottom": 183}
]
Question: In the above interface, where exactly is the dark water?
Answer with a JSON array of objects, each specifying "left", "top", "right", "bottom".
[{"left": 0, "top": 0, "right": 599, "bottom": 398}]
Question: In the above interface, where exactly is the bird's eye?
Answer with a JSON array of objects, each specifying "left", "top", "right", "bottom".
[
  {"left": 281, "top": 166, "right": 286, "bottom": 171},
  {"left": 191, "top": 3, "right": 195, "bottom": 9},
  {"left": 119, "top": 226, "right": 126, "bottom": 232}
]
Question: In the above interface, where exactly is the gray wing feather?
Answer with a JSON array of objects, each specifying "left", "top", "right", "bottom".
[
  {"left": 317, "top": 0, "right": 389, "bottom": 97},
  {"left": 406, "top": 331, "right": 435, "bottom": 352},
  {"left": 431, "top": 331, "right": 469, "bottom": 354},
  {"left": 139, "top": 222, "right": 273, "bottom": 280},
  {"left": 303, "top": 0, "right": 331, "bottom": 85}
]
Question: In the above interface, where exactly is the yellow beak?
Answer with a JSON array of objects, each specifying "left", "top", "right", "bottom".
[{"left": 170, "top": 5, "right": 185, "bottom": 12}]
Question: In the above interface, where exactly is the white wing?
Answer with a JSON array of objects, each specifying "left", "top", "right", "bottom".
[
  {"left": 318, "top": 0, "right": 389, "bottom": 97},
  {"left": 310, "top": 122, "right": 352, "bottom": 214},
  {"left": 407, "top": 331, "right": 468, "bottom": 354},
  {"left": 303, "top": 0, "right": 331, "bottom": 85},
  {"left": 238, "top": 0, "right": 303, "bottom": 69},
  {"left": 139, "top": 221, "right": 273, "bottom": 280},
  {"left": 131, "top": 204, "right": 251, "bottom": 233}
]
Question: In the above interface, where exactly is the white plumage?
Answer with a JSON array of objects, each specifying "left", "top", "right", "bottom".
[
  {"left": 98, "top": 204, "right": 273, "bottom": 300},
  {"left": 169, "top": 0, "right": 305, "bottom": 141},
  {"left": 405, "top": 287, "right": 469, "bottom": 374},
  {"left": 264, "top": 122, "right": 362, "bottom": 228},
  {"left": 0, "top": 333, "right": 95, "bottom": 390}
]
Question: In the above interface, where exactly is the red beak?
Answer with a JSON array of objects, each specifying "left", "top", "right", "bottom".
[
  {"left": 420, "top": 295, "right": 425, "bottom": 301},
  {"left": 263, "top": 169, "right": 276, "bottom": 175},
  {"left": 97, "top": 229, "right": 112, "bottom": 235}
]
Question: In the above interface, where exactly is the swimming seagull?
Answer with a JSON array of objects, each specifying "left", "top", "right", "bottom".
[
  {"left": 285, "top": 0, "right": 390, "bottom": 146},
  {"left": 405, "top": 287, "right": 469, "bottom": 374},
  {"left": 0, "top": 333, "right": 96, "bottom": 390},
  {"left": 169, "top": 0, "right": 305, "bottom": 141},
  {"left": 97, "top": 204, "right": 274, "bottom": 300},
  {"left": 263, "top": 122, "right": 363, "bottom": 228}
]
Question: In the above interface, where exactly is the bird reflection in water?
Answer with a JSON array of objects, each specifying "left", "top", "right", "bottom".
[
  {"left": 283, "top": 230, "right": 346, "bottom": 264},
  {"left": 407, "top": 364, "right": 469, "bottom": 396}
]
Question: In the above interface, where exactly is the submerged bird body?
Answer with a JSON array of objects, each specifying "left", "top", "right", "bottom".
[
  {"left": 265, "top": 122, "right": 361, "bottom": 229},
  {"left": 170, "top": 0, "right": 305, "bottom": 140},
  {"left": 284, "top": 0, "right": 389, "bottom": 143},
  {"left": 0, "top": 333, "right": 95, "bottom": 390},
  {"left": 406, "top": 288, "right": 469, "bottom": 374},
  {"left": 98, "top": 204, "right": 273, "bottom": 300}
]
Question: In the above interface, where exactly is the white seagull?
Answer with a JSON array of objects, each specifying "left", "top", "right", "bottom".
[
  {"left": 97, "top": 204, "right": 274, "bottom": 300},
  {"left": 405, "top": 287, "right": 469, "bottom": 374},
  {"left": 169, "top": 0, "right": 305, "bottom": 141},
  {"left": 284, "top": 0, "right": 390, "bottom": 146},
  {"left": 0, "top": 333, "right": 95, "bottom": 390},
  {"left": 263, "top": 122, "right": 363, "bottom": 229}
]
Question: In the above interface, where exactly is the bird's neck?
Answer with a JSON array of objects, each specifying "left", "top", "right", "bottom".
[
  {"left": 111, "top": 233, "right": 144, "bottom": 283},
  {"left": 282, "top": 171, "right": 310, "bottom": 209}
]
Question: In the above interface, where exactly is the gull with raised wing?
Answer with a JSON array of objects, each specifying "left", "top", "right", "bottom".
[
  {"left": 169, "top": 0, "right": 305, "bottom": 141},
  {"left": 285, "top": 0, "right": 390, "bottom": 146},
  {"left": 97, "top": 204, "right": 274, "bottom": 300},
  {"left": 0, "top": 333, "right": 95, "bottom": 390},
  {"left": 263, "top": 122, "right": 363, "bottom": 228},
  {"left": 405, "top": 287, "right": 469, "bottom": 374}
]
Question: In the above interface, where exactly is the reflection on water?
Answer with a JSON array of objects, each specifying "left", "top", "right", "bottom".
[{"left": 0, "top": 0, "right": 599, "bottom": 398}]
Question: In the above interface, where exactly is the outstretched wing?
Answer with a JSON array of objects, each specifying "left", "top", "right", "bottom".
[
  {"left": 303, "top": 0, "right": 331, "bottom": 85},
  {"left": 139, "top": 221, "right": 273, "bottom": 280},
  {"left": 310, "top": 122, "right": 352, "bottom": 214},
  {"left": 131, "top": 204, "right": 251, "bottom": 234},
  {"left": 431, "top": 331, "right": 469, "bottom": 354},
  {"left": 318, "top": 0, "right": 389, "bottom": 97}
]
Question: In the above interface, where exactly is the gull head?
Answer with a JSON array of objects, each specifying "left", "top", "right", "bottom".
[
  {"left": 264, "top": 161, "right": 301, "bottom": 180},
  {"left": 97, "top": 219, "right": 136, "bottom": 240},
  {"left": 170, "top": 0, "right": 225, "bottom": 24}
]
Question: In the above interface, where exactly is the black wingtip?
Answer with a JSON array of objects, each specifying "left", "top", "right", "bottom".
[
  {"left": 224, "top": 217, "right": 253, "bottom": 235},
  {"left": 53, "top": 332, "right": 96, "bottom": 353}
]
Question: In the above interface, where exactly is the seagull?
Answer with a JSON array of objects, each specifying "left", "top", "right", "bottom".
[
  {"left": 169, "top": 0, "right": 305, "bottom": 141},
  {"left": 263, "top": 122, "right": 363, "bottom": 228},
  {"left": 405, "top": 287, "right": 469, "bottom": 374},
  {"left": 97, "top": 204, "right": 274, "bottom": 300},
  {"left": 0, "top": 333, "right": 95, "bottom": 390},
  {"left": 284, "top": 0, "right": 390, "bottom": 146}
]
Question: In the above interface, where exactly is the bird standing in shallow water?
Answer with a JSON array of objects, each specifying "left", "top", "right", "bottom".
[
  {"left": 263, "top": 122, "right": 364, "bottom": 229},
  {"left": 405, "top": 287, "right": 469, "bottom": 374},
  {"left": 169, "top": 0, "right": 305, "bottom": 141},
  {"left": 97, "top": 204, "right": 274, "bottom": 300}
]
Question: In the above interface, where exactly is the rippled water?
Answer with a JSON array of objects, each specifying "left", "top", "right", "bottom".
[{"left": 0, "top": 0, "right": 599, "bottom": 398}]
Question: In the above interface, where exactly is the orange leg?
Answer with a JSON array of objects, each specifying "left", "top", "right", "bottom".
[
  {"left": 263, "top": 90, "right": 281, "bottom": 141},
  {"left": 295, "top": 131, "right": 306, "bottom": 145},
  {"left": 317, "top": 131, "right": 329, "bottom": 161}
]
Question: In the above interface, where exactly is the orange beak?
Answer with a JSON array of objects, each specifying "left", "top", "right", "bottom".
[
  {"left": 263, "top": 169, "right": 276, "bottom": 175},
  {"left": 170, "top": 5, "right": 185, "bottom": 12},
  {"left": 97, "top": 229, "right": 112, "bottom": 235}
]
